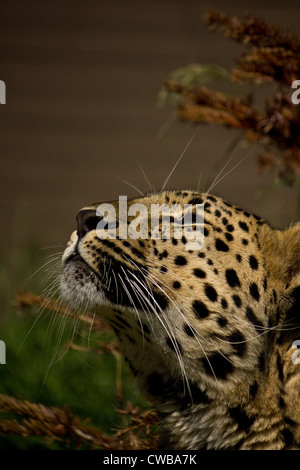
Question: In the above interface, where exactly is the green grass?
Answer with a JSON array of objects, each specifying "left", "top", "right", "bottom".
[{"left": 0, "top": 242, "right": 146, "bottom": 449}]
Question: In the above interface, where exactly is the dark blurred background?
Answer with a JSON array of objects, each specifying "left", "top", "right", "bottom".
[{"left": 1, "top": 0, "right": 300, "bottom": 255}]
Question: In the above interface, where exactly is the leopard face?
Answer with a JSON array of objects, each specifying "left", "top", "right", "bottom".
[{"left": 61, "top": 190, "right": 300, "bottom": 449}]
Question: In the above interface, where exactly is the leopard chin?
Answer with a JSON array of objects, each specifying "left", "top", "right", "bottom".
[{"left": 61, "top": 189, "right": 300, "bottom": 450}]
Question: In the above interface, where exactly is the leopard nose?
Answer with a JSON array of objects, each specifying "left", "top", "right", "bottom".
[{"left": 76, "top": 209, "right": 103, "bottom": 239}]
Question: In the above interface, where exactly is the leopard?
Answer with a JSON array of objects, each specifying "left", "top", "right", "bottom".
[{"left": 60, "top": 189, "right": 300, "bottom": 450}]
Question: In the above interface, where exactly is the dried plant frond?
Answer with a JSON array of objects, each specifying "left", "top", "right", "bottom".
[
  {"left": 4, "top": 292, "right": 160, "bottom": 450},
  {"left": 0, "top": 394, "right": 159, "bottom": 449},
  {"left": 165, "top": 81, "right": 260, "bottom": 128},
  {"left": 0, "top": 394, "right": 159, "bottom": 450},
  {"left": 205, "top": 10, "right": 300, "bottom": 53},
  {"left": 114, "top": 403, "right": 159, "bottom": 450},
  {"left": 0, "top": 394, "right": 114, "bottom": 449},
  {"left": 162, "top": 10, "right": 300, "bottom": 192},
  {"left": 15, "top": 290, "right": 110, "bottom": 334}
]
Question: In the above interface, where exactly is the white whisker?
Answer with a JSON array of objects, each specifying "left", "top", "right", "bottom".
[{"left": 161, "top": 129, "right": 198, "bottom": 191}]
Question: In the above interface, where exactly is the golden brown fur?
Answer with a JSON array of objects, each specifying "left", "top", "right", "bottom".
[{"left": 61, "top": 190, "right": 300, "bottom": 449}]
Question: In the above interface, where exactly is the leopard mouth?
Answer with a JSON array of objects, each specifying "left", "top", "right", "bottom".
[
  {"left": 60, "top": 248, "right": 108, "bottom": 308},
  {"left": 61, "top": 241, "right": 168, "bottom": 313}
]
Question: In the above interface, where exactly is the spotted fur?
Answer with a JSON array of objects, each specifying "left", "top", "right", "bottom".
[{"left": 61, "top": 190, "right": 300, "bottom": 449}]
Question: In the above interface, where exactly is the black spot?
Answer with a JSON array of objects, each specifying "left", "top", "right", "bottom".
[
  {"left": 239, "top": 221, "right": 249, "bottom": 232},
  {"left": 185, "top": 383, "right": 212, "bottom": 407},
  {"left": 166, "top": 336, "right": 182, "bottom": 354},
  {"left": 228, "top": 406, "right": 254, "bottom": 432},
  {"left": 258, "top": 353, "right": 265, "bottom": 372},
  {"left": 205, "top": 283, "right": 218, "bottom": 302},
  {"left": 206, "top": 195, "right": 217, "bottom": 203},
  {"left": 279, "top": 396, "right": 285, "bottom": 408},
  {"left": 138, "top": 321, "right": 151, "bottom": 335},
  {"left": 284, "top": 417, "right": 297, "bottom": 428},
  {"left": 126, "top": 334, "right": 136, "bottom": 344},
  {"left": 228, "top": 330, "right": 246, "bottom": 357},
  {"left": 249, "top": 380, "right": 259, "bottom": 397},
  {"left": 249, "top": 283, "right": 260, "bottom": 301},
  {"left": 217, "top": 316, "right": 228, "bottom": 327},
  {"left": 215, "top": 210, "right": 221, "bottom": 217},
  {"left": 245, "top": 306, "right": 264, "bottom": 332},
  {"left": 227, "top": 224, "right": 234, "bottom": 232},
  {"left": 153, "top": 291, "right": 168, "bottom": 311},
  {"left": 282, "top": 428, "right": 294, "bottom": 446},
  {"left": 277, "top": 353, "right": 284, "bottom": 381},
  {"left": 193, "top": 300, "right": 209, "bottom": 319},
  {"left": 225, "top": 269, "right": 241, "bottom": 288},
  {"left": 125, "top": 357, "right": 138, "bottom": 376},
  {"left": 146, "top": 373, "right": 211, "bottom": 410},
  {"left": 222, "top": 217, "right": 228, "bottom": 225},
  {"left": 114, "top": 313, "right": 131, "bottom": 328},
  {"left": 172, "top": 238, "right": 178, "bottom": 245},
  {"left": 194, "top": 268, "right": 206, "bottom": 278},
  {"left": 232, "top": 294, "right": 242, "bottom": 308},
  {"left": 189, "top": 197, "right": 203, "bottom": 205},
  {"left": 225, "top": 232, "right": 234, "bottom": 242},
  {"left": 221, "top": 298, "right": 228, "bottom": 309},
  {"left": 160, "top": 265, "right": 167, "bottom": 273},
  {"left": 268, "top": 316, "right": 274, "bottom": 329},
  {"left": 173, "top": 281, "right": 181, "bottom": 289},
  {"left": 184, "top": 324, "right": 196, "bottom": 337},
  {"left": 215, "top": 238, "right": 229, "bottom": 252},
  {"left": 263, "top": 277, "right": 268, "bottom": 290},
  {"left": 146, "top": 372, "right": 165, "bottom": 397},
  {"left": 102, "top": 239, "right": 125, "bottom": 256},
  {"left": 110, "top": 318, "right": 126, "bottom": 331},
  {"left": 235, "top": 254, "right": 242, "bottom": 262},
  {"left": 198, "top": 252, "right": 205, "bottom": 258},
  {"left": 249, "top": 255, "right": 258, "bottom": 270},
  {"left": 202, "top": 353, "right": 234, "bottom": 379},
  {"left": 242, "top": 238, "right": 249, "bottom": 246},
  {"left": 204, "top": 227, "right": 209, "bottom": 237},
  {"left": 175, "top": 255, "right": 187, "bottom": 266}
]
